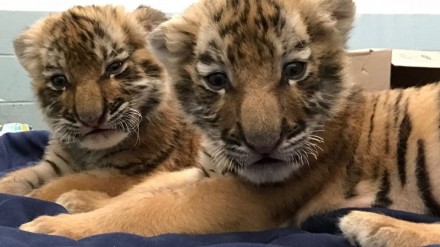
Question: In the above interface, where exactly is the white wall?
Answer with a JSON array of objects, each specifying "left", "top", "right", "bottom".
[
  {"left": 355, "top": 0, "right": 440, "bottom": 14},
  {"left": 0, "top": 0, "right": 197, "bottom": 12},
  {"left": 1, "top": 0, "right": 440, "bottom": 14}
]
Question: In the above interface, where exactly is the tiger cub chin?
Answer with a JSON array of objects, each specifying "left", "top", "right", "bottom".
[{"left": 0, "top": 5, "right": 202, "bottom": 204}]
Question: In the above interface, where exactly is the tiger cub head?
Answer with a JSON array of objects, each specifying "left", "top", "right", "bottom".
[
  {"left": 14, "top": 5, "right": 168, "bottom": 150},
  {"left": 149, "top": 0, "right": 356, "bottom": 184}
]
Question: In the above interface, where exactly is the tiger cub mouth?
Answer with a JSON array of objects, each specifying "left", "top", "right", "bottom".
[
  {"left": 253, "top": 157, "right": 284, "bottom": 166},
  {"left": 85, "top": 128, "right": 116, "bottom": 136},
  {"left": 81, "top": 128, "right": 128, "bottom": 150}
]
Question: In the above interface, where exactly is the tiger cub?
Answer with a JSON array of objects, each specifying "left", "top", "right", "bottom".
[
  {"left": 18, "top": 0, "right": 440, "bottom": 246},
  {"left": 0, "top": 5, "right": 203, "bottom": 205}
]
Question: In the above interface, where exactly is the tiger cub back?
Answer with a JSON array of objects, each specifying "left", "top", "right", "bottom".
[{"left": 0, "top": 5, "right": 201, "bottom": 202}]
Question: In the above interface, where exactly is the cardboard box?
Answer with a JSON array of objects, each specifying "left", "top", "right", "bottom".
[{"left": 346, "top": 49, "right": 440, "bottom": 91}]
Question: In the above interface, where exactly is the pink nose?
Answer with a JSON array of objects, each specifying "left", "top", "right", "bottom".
[
  {"left": 249, "top": 141, "right": 279, "bottom": 154},
  {"left": 82, "top": 118, "right": 101, "bottom": 127},
  {"left": 79, "top": 113, "right": 105, "bottom": 127}
]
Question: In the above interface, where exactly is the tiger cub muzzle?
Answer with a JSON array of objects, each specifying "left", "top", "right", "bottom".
[{"left": 220, "top": 117, "right": 318, "bottom": 184}]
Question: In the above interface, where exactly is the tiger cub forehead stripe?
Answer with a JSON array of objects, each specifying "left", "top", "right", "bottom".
[{"left": 214, "top": 0, "right": 286, "bottom": 37}]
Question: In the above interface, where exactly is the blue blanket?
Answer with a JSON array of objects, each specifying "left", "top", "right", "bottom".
[{"left": 0, "top": 131, "right": 439, "bottom": 247}]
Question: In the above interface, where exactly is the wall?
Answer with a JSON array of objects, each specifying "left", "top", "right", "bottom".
[
  {"left": 0, "top": 11, "right": 49, "bottom": 130},
  {"left": 350, "top": 14, "right": 440, "bottom": 50}
]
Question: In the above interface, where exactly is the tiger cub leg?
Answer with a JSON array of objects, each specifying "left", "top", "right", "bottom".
[
  {"left": 26, "top": 169, "right": 141, "bottom": 202},
  {"left": 56, "top": 167, "right": 207, "bottom": 213},
  {"left": 0, "top": 149, "right": 74, "bottom": 195},
  {"left": 339, "top": 211, "right": 440, "bottom": 247},
  {"left": 56, "top": 190, "right": 111, "bottom": 213}
]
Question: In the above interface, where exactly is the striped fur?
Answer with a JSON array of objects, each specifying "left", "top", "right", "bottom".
[
  {"left": 17, "top": 0, "right": 440, "bottom": 245},
  {"left": 1, "top": 5, "right": 202, "bottom": 203}
]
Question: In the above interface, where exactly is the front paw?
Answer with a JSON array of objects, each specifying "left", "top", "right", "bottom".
[
  {"left": 339, "top": 211, "right": 419, "bottom": 247},
  {"left": 20, "top": 214, "right": 87, "bottom": 239},
  {"left": 56, "top": 190, "right": 109, "bottom": 213},
  {"left": 0, "top": 179, "right": 33, "bottom": 195},
  {"left": 20, "top": 214, "right": 69, "bottom": 235}
]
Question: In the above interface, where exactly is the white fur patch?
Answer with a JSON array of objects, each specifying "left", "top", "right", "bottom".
[
  {"left": 237, "top": 162, "right": 299, "bottom": 184},
  {"left": 284, "top": 48, "right": 311, "bottom": 61},
  {"left": 80, "top": 130, "right": 128, "bottom": 150},
  {"left": 196, "top": 62, "right": 223, "bottom": 76}
]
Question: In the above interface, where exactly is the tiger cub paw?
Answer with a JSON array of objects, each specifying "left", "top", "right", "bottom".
[
  {"left": 56, "top": 190, "right": 110, "bottom": 213},
  {"left": 0, "top": 178, "right": 33, "bottom": 195},
  {"left": 339, "top": 211, "right": 435, "bottom": 247},
  {"left": 20, "top": 214, "right": 91, "bottom": 239}
]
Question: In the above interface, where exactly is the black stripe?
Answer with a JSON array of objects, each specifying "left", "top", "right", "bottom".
[
  {"left": 344, "top": 158, "right": 362, "bottom": 198},
  {"left": 198, "top": 52, "right": 216, "bottom": 65},
  {"left": 202, "top": 149, "right": 213, "bottom": 159},
  {"left": 54, "top": 153, "right": 69, "bottom": 165},
  {"left": 396, "top": 107, "right": 411, "bottom": 186},
  {"left": 140, "top": 60, "right": 162, "bottom": 78},
  {"left": 27, "top": 181, "right": 36, "bottom": 189},
  {"left": 45, "top": 159, "right": 62, "bottom": 176},
  {"left": 373, "top": 170, "right": 392, "bottom": 208},
  {"left": 367, "top": 96, "right": 379, "bottom": 149},
  {"left": 139, "top": 90, "right": 162, "bottom": 117},
  {"left": 200, "top": 167, "right": 211, "bottom": 178},
  {"left": 385, "top": 119, "right": 391, "bottom": 154},
  {"left": 416, "top": 139, "right": 440, "bottom": 216},
  {"left": 393, "top": 91, "right": 403, "bottom": 126},
  {"left": 382, "top": 92, "right": 391, "bottom": 154},
  {"left": 371, "top": 159, "right": 380, "bottom": 180}
]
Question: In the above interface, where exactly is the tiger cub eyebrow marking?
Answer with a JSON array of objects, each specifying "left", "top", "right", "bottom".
[
  {"left": 198, "top": 52, "right": 217, "bottom": 65},
  {"left": 196, "top": 58, "right": 224, "bottom": 76},
  {"left": 284, "top": 48, "right": 311, "bottom": 62}
]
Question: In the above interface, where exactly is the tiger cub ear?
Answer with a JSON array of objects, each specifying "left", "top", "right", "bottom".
[
  {"left": 13, "top": 16, "right": 49, "bottom": 73},
  {"left": 133, "top": 6, "right": 168, "bottom": 33},
  {"left": 148, "top": 18, "right": 197, "bottom": 68},
  {"left": 14, "top": 32, "right": 34, "bottom": 72},
  {"left": 322, "top": 0, "right": 356, "bottom": 36},
  {"left": 299, "top": 0, "right": 356, "bottom": 39}
]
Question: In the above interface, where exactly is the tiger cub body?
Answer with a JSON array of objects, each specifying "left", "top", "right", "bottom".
[
  {"left": 18, "top": 0, "right": 440, "bottom": 246},
  {"left": 0, "top": 5, "right": 202, "bottom": 204}
]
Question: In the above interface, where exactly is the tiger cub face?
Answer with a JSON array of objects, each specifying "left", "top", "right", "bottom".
[
  {"left": 14, "top": 5, "right": 167, "bottom": 150},
  {"left": 150, "top": 0, "right": 356, "bottom": 184}
]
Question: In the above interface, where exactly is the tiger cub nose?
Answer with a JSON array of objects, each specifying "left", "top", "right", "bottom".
[
  {"left": 78, "top": 113, "right": 105, "bottom": 127},
  {"left": 82, "top": 118, "right": 101, "bottom": 127},
  {"left": 248, "top": 139, "right": 281, "bottom": 155}
]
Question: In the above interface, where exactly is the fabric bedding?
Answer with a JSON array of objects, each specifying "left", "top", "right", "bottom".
[{"left": 0, "top": 131, "right": 438, "bottom": 247}]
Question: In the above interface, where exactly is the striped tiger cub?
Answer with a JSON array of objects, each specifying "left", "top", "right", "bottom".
[
  {"left": 0, "top": 5, "right": 203, "bottom": 206},
  {"left": 17, "top": 0, "right": 440, "bottom": 245}
]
